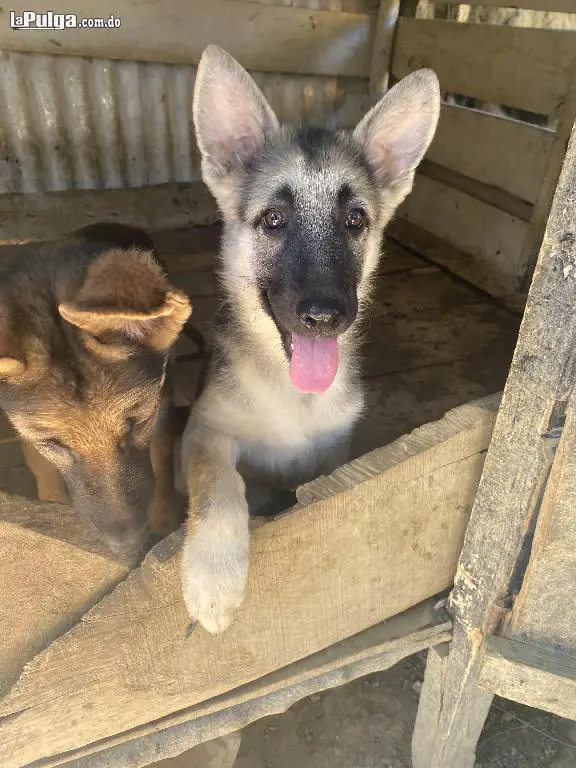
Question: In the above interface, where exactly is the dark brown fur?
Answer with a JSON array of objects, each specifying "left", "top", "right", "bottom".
[{"left": 0, "top": 223, "right": 192, "bottom": 562}]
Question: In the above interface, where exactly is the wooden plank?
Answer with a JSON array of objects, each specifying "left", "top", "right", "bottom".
[
  {"left": 412, "top": 623, "right": 494, "bottom": 768},
  {"left": 0, "top": 182, "right": 219, "bottom": 244},
  {"left": 433, "top": 0, "right": 576, "bottom": 9},
  {"left": 505, "top": 394, "right": 576, "bottom": 651},
  {"left": 0, "top": 492, "right": 128, "bottom": 698},
  {"left": 392, "top": 18, "right": 576, "bottom": 115},
  {"left": 369, "top": 0, "right": 400, "bottom": 97},
  {"left": 428, "top": 104, "right": 554, "bottom": 204},
  {"left": 412, "top": 641, "right": 490, "bottom": 768},
  {"left": 0, "top": 1, "right": 374, "bottom": 77},
  {"left": 148, "top": 735, "right": 241, "bottom": 768},
  {"left": 519, "top": 76, "right": 576, "bottom": 290},
  {"left": 411, "top": 119, "right": 576, "bottom": 768},
  {"left": 420, "top": 160, "right": 533, "bottom": 221},
  {"left": 0, "top": 395, "right": 499, "bottom": 767},
  {"left": 36, "top": 600, "right": 451, "bottom": 768},
  {"left": 479, "top": 636, "right": 576, "bottom": 722},
  {"left": 397, "top": 174, "right": 528, "bottom": 296},
  {"left": 388, "top": 219, "right": 527, "bottom": 307}
]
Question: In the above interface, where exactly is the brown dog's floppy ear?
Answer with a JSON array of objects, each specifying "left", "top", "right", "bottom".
[{"left": 59, "top": 248, "right": 192, "bottom": 352}]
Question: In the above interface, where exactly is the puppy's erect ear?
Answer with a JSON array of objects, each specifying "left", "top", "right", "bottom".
[
  {"left": 353, "top": 69, "right": 440, "bottom": 198},
  {"left": 59, "top": 248, "right": 191, "bottom": 353},
  {"left": 193, "top": 45, "right": 279, "bottom": 198}
]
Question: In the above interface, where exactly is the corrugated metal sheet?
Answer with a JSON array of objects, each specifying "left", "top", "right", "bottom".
[
  {"left": 0, "top": 51, "right": 369, "bottom": 195},
  {"left": 0, "top": 0, "right": 376, "bottom": 195}
]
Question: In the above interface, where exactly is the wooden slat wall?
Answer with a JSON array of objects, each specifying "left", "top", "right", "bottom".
[
  {"left": 479, "top": 636, "right": 576, "bottom": 723},
  {"left": 433, "top": 0, "right": 576, "bottom": 10},
  {"left": 428, "top": 105, "right": 554, "bottom": 204},
  {"left": 0, "top": 0, "right": 375, "bottom": 76},
  {"left": 398, "top": 176, "right": 528, "bottom": 296},
  {"left": 392, "top": 19, "right": 576, "bottom": 116},
  {"left": 389, "top": 16, "right": 576, "bottom": 297}
]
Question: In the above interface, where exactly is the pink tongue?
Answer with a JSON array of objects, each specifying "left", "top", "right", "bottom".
[{"left": 289, "top": 334, "right": 339, "bottom": 393}]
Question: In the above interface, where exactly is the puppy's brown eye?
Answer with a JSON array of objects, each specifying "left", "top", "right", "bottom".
[
  {"left": 262, "top": 209, "right": 286, "bottom": 230},
  {"left": 346, "top": 209, "right": 366, "bottom": 230}
]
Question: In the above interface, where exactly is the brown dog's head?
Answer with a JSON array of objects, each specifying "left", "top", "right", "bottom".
[{"left": 0, "top": 226, "right": 191, "bottom": 561}]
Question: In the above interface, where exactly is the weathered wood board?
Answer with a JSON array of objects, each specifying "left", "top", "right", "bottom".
[
  {"left": 393, "top": 18, "right": 576, "bottom": 116},
  {"left": 0, "top": 492, "right": 128, "bottom": 698},
  {"left": 0, "top": 182, "right": 218, "bottom": 244},
  {"left": 369, "top": 0, "right": 400, "bottom": 96},
  {"left": 506, "top": 394, "right": 576, "bottom": 652},
  {"left": 397, "top": 174, "right": 528, "bottom": 296},
  {"left": 479, "top": 636, "right": 576, "bottom": 723},
  {"left": 0, "top": 394, "right": 500, "bottom": 767},
  {"left": 428, "top": 104, "right": 554, "bottom": 204},
  {"left": 40, "top": 600, "right": 451, "bottom": 768},
  {"left": 0, "top": 1, "right": 374, "bottom": 77},
  {"left": 433, "top": 0, "right": 576, "bottom": 9}
]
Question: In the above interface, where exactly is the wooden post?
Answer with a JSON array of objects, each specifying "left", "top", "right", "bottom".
[
  {"left": 369, "top": 0, "right": 400, "bottom": 98},
  {"left": 412, "top": 116, "right": 576, "bottom": 767},
  {"left": 519, "top": 74, "right": 576, "bottom": 292}
]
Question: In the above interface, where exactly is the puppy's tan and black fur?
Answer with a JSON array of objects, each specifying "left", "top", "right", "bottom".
[{"left": 180, "top": 46, "right": 441, "bottom": 633}]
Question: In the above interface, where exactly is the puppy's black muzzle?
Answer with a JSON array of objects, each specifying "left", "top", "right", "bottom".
[{"left": 296, "top": 298, "right": 350, "bottom": 337}]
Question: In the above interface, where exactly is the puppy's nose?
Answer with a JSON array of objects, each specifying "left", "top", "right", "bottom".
[{"left": 297, "top": 299, "right": 346, "bottom": 333}]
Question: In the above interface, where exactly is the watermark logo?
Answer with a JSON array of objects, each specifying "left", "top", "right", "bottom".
[{"left": 10, "top": 11, "right": 121, "bottom": 29}]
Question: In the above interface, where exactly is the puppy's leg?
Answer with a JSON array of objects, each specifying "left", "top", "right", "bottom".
[
  {"left": 181, "top": 421, "right": 249, "bottom": 635},
  {"left": 21, "top": 441, "right": 70, "bottom": 504},
  {"left": 148, "top": 396, "right": 187, "bottom": 537}
]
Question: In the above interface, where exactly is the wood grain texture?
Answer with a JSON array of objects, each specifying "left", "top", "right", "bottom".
[
  {"left": 506, "top": 395, "right": 576, "bottom": 651},
  {"left": 397, "top": 174, "right": 528, "bottom": 296},
  {"left": 411, "top": 118, "right": 576, "bottom": 768},
  {"left": 392, "top": 18, "right": 576, "bottom": 115},
  {"left": 519, "top": 76, "right": 576, "bottom": 290},
  {"left": 433, "top": 0, "right": 576, "bottom": 9},
  {"left": 420, "top": 160, "right": 533, "bottom": 221},
  {"left": 369, "top": 0, "right": 400, "bottom": 96},
  {"left": 0, "top": 1, "right": 374, "bottom": 77},
  {"left": 388, "top": 219, "right": 528, "bottom": 307},
  {"left": 0, "top": 492, "right": 128, "bottom": 698},
  {"left": 0, "top": 396, "right": 499, "bottom": 767},
  {"left": 428, "top": 104, "right": 554, "bottom": 204},
  {"left": 0, "top": 182, "right": 218, "bottom": 244},
  {"left": 412, "top": 624, "right": 494, "bottom": 768},
  {"left": 37, "top": 600, "right": 451, "bottom": 768},
  {"left": 479, "top": 636, "right": 576, "bottom": 721}
]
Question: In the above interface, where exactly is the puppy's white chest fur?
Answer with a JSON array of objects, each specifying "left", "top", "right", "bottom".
[
  {"left": 238, "top": 390, "right": 361, "bottom": 486},
  {"left": 203, "top": 355, "right": 363, "bottom": 487}
]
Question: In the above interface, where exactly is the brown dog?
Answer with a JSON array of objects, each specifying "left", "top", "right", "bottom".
[{"left": 0, "top": 223, "right": 192, "bottom": 561}]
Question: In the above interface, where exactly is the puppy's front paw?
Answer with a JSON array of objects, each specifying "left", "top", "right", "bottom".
[{"left": 182, "top": 519, "right": 249, "bottom": 634}]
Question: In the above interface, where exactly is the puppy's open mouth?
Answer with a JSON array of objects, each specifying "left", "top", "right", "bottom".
[
  {"left": 289, "top": 333, "right": 339, "bottom": 394},
  {"left": 261, "top": 292, "right": 339, "bottom": 394}
]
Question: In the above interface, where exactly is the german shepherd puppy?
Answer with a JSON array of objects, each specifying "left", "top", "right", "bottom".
[
  {"left": 181, "top": 45, "right": 441, "bottom": 633},
  {"left": 0, "top": 223, "right": 191, "bottom": 561}
]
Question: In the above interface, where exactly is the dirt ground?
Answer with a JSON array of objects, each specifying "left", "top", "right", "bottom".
[{"left": 235, "top": 657, "right": 576, "bottom": 768}]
